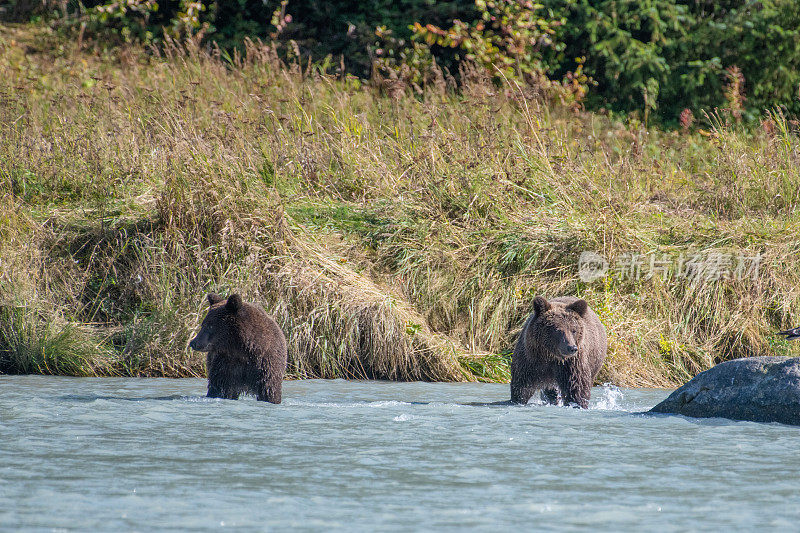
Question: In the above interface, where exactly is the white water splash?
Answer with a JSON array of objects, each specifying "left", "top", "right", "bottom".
[{"left": 591, "top": 383, "right": 625, "bottom": 410}]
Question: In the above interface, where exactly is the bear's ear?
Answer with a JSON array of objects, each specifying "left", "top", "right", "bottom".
[
  {"left": 226, "top": 293, "right": 243, "bottom": 313},
  {"left": 567, "top": 299, "right": 588, "bottom": 317},
  {"left": 207, "top": 293, "right": 224, "bottom": 306},
  {"left": 533, "top": 296, "right": 551, "bottom": 317}
]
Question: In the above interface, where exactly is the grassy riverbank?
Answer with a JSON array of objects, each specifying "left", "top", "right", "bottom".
[{"left": 1, "top": 24, "right": 799, "bottom": 386}]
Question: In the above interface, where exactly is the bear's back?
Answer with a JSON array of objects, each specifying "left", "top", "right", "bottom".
[{"left": 233, "top": 302, "right": 287, "bottom": 361}]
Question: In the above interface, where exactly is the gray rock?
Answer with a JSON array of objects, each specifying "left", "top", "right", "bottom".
[{"left": 649, "top": 356, "right": 800, "bottom": 425}]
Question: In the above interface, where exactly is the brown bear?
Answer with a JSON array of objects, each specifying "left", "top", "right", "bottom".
[
  {"left": 510, "top": 296, "right": 607, "bottom": 408},
  {"left": 189, "top": 293, "right": 287, "bottom": 404}
]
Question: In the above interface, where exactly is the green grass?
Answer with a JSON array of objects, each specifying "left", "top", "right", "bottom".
[
  {"left": 0, "top": 24, "right": 798, "bottom": 385},
  {"left": 0, "top": 301, "right": 115, "bottom": 376}
]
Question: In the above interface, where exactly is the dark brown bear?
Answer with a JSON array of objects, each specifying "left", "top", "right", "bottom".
[
  {"left": 189, "top": 293, "right": 287, "bottom": 404},
  {"left": 511, "top": 296, "right": 607, "bottom": 408}
]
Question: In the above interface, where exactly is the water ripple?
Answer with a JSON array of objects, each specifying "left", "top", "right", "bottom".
[{"left": 1, "top": 376, "right": 798, "bottom": 531}]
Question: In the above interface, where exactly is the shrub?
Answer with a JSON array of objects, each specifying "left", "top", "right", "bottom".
[{"left": 23, "top": 0, "right": 800, "bottom": 122}]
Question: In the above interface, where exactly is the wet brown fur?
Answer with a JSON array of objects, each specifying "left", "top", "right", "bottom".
[
  {"left": 511, "top": 296, "right": 607, "bottom": 408},
  {"left": 190, "top": 293, "right": 287, "bottom": 403}
]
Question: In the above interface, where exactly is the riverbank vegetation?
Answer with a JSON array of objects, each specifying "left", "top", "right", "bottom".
[
  {"left": 6, "top": 0, "right": 800, "bottom": 124},
  {"left": 0, "top": 23, "right": 798, "bottom": 385}
]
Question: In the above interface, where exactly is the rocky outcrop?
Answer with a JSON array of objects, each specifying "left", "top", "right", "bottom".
[{"left": 649, "top": 357, "right": 800, "bottom": 425}]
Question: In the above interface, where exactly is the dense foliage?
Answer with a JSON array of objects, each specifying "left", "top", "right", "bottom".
[
  {"left": 542, "top": 0, "right": 800, "bottom": 123},
  {"left": 3, "top": 0, "right": 800, "bottom": 122}
]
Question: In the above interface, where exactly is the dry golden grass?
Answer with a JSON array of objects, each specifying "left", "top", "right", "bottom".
[{"left": 1, "top": 24, "right": 798, "bottom": 385}]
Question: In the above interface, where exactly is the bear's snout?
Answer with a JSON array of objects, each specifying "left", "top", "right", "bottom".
[
  {"left": 558, "top": 340, "right": 579, "bottom": 357},
  {"left": 189, "top": 336, "right": 209, "bottom": 352}
]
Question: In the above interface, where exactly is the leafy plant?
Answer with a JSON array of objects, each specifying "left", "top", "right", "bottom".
[
  {"left": 84, "top": 0, "right": 160, "bottom": 44},
  {"left": 375, "top": 0, "right": 589, "bottom": 105}
]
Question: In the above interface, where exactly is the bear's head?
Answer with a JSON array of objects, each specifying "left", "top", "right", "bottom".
[
  {"left": 531, "top": 296, "right": 589, "bottom": 359},
  {"left": 188, "top": 293, "right": 243, "bottom": 352}
]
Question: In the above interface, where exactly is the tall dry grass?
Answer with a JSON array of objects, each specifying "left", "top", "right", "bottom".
[{"left": 0, "top": 24, "right": 798, "bottom": 385}]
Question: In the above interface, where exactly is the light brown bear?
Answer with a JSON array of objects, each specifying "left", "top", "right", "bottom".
[
  {"left": 511, "top": 296, "right": 607, "bottom": 408},
  {"left": 189, "top": 293, "right": 287, "bottom": 404}
]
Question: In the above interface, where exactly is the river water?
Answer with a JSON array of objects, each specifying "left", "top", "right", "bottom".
[{"left": 1, "top": 376, "right": 798, "bottom": 531}]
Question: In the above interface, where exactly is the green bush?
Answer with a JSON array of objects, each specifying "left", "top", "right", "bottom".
[
  {"left": 541, "top": 0, "right": 800, "bottom": 123},
  {"left": 17, "top": 0, "right": 800, "bottom": 122}
]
